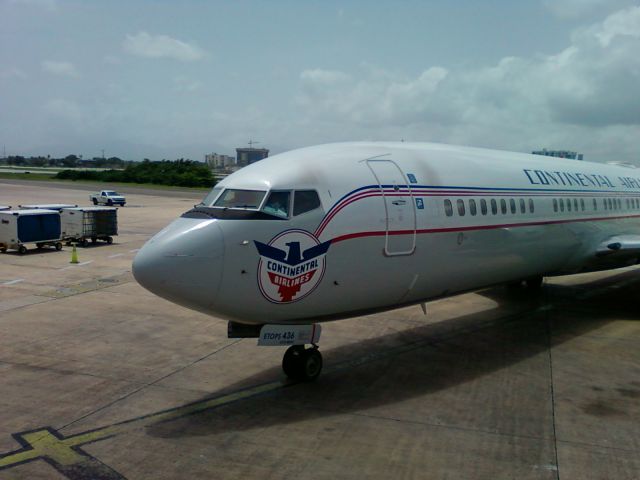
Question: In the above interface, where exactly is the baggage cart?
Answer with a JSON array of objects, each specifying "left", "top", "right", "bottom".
[
  {"left": 60, "top": 206, "right": 118, "bottom": 247},
  {"left": 0, "top": 209, "right": 62, "bottom": 254},
  {"left": 19, "top": 204, "right": 77, "bottom": 211}
]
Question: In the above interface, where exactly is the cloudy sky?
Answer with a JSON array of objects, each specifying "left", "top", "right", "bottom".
[{"left": 1, "top": 0, "right": 639, "bottom": 163}]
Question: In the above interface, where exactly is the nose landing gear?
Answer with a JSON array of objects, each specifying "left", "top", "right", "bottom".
[
  {"left": 282, "top": 345, "right": 323, "bottom": 381},
  {"left": 227, "top": 321, "right": 324, "bottom": 381}
]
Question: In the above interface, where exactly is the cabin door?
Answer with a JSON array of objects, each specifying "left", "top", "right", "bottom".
[{"left": 366, "top": 159, "right": 416, "bottom": 256}]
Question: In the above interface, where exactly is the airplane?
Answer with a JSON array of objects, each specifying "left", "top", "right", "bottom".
[{"left": 133, "top": 142, "right": 640, "bottom": 381}]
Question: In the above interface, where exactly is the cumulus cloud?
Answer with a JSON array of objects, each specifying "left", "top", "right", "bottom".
[
  {"left": 123, "top": 32, "right": 206, "bottom": 62},
  {"left": 298, "top": 66, "right": 449, "bottom": 126},
  {"left": 42, "top": 60, "right": 79, "bottom": 77},
  {"left": 594, "top": 5, "right": 640, "bottom": 46},
  {"left": 295, "top": 6, "right": 640, "bottom": 162},
  {"left": 300, "top": 69, "right": 351, "bottom": 84}
]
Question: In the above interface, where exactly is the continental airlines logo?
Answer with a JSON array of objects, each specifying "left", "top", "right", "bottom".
[{"left": 254, "top": 230, "right": 331, "bottom": 304}]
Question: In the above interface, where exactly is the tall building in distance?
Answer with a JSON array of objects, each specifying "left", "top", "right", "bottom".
[
  {"left": 235, "top": 147, "right": 269, "bottom": 167},
  {"left": 532, "top": 149, "right": 584, "bottom": 160},
  {"left": 205, "top": 153, "right": 235, "bottom": 170}
]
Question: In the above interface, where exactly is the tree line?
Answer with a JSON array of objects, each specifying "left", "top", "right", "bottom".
[
  {"left": 1, "top": 155, "right": 127, "bottom": 169},
  {"left": 55, "top": 159, "right": 214, "bottom": 188}
]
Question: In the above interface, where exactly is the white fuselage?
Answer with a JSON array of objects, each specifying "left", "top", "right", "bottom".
[{"left": 133, "top": 142, "right": 640, "bottom": 325}]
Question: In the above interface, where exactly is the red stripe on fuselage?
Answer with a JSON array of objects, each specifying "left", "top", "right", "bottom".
[{"left": 330, "top": 214, "right": 640, "bottom": 245}]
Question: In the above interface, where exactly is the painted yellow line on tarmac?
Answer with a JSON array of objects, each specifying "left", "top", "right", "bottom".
[{"left": 0, "top": 379, "right": 284, "bottom": 473}]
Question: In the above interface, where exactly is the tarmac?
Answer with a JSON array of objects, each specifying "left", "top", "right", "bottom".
[{"left": 0, "top": 181, "right": 639, "bottom": 480}]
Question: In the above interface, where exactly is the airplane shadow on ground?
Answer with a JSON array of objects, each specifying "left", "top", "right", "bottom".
[{"left": 147, "top": 269, "right": 640, "bottom": 439}]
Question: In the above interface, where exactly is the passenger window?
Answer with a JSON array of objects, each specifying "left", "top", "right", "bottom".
[
  {"left": 604, "top": 199, "right": 608, "bottom": 210},
  {"left": 573, "top": 199, "right": 578, "bottom": 211},
  {"left": 491, "top": 199, "right": 498, "bottom": 215},
  {"left": 500, "top": 199, "right": 507, "bottom": 214},
  {"left": 553, "top": 199, "right": 558, "bottom": 212},
  {"left": 262, "top": 191, "right": 291, "bottom": 218},
  {"left": 529, "top": 198, "right": 534, "bottom": 213},
  {"left": 519, "top": 198, "right": 525, "bottom": 214},
  {"left": 469, "top": 199, "right": 477, "bottom": 216},
  {"left": 509, "top": 198, "right": 516, "bottom": 214},
  {"left": 457, "top": 199, "right": 466, "bottom": 216},
  {"left": 559, "top": 199, "right": 565, "bottom": 212},
  {"left": 293, "top": 190, "right": 321, "bottom": 216},
  {"left": 444, "top": 199, "right": 453, "bottom": 217},
  {"left": 567, "top": 199, "right": 572, "bottom": 212},
  {"left": 480, "top": 199, "right": 488, "bottom": 215},
  {"left": 580, "top": 199, "right": 585, "bottom": 211},
  {"left": 593, "top": 198, "right": 597, "bottom": 210},
  {"left": 617, "top": 198, "right": 622, "bottom": 209}
]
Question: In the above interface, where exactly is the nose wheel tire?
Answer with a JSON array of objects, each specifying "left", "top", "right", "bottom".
[
  {"left": 525, "top": 276, "right": 543, "bottom": 289},
  {"left": 282, "top": 345, "right": 323, "bottom": 381}
]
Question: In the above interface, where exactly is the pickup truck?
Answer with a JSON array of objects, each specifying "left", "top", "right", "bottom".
[{"left": 89, "top": 190, "right": 126, "bottom": 206}]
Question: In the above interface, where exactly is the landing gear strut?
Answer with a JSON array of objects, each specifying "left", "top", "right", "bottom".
[{"left": 282, "top": 345, "right": 323, "bottom": 381}]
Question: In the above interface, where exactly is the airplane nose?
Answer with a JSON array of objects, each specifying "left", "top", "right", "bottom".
[{"left": 133, "top": 218, "right": 224, "bottom": 313}]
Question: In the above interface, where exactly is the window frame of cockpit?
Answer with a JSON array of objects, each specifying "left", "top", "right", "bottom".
[
  {"left": 210, "top": 188, "right": 268, "bottom": 210},
  {"left": 260, "top": 189, "right": 323, "bottom": 219},
  {"left": 262, "top": 190, "right": 293, "bottom": 218},
  {"left": 292, "top": 189, "right": 322, "bottom": 217},
  {"left": 197, "top": 186, "right": 323, "bottom": 220},
  {"left": 200, "top": 186, "right": 223, "bottom": 207}
]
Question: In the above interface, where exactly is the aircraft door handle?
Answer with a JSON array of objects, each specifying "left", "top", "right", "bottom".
[{"left": 392, "top": 200, "right": 406, "bottom": 205}]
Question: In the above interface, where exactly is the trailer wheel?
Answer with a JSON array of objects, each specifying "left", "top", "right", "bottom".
[
  {"left": 36, "top": 243, "right": 44, "bottom": 249},
  {"left": 18, "top": 245, "right": 27, "bottom": 255},
  {"left": 1, "top": 247, "right": 6, "bottom": 253},
  {"left": 93, "top": 198, "right": 98, "bottom": 205},
  {"left": 107, "top": 199, "right": 113, "bottom": 206},
  {"left": 106, "top": 236, "right": 113, "bottom": 244},
  {"left": 91, "top": 236, "right": 97, "bottom": 244},
  {"left": 55, "top": 242, "right": 63, "bottom": 251},
  {"left": 81, "top": 239, "right": 89, "bottom": 248}
]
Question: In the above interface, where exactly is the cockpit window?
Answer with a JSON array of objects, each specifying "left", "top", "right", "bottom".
[
  {"left": 200, "top": 186, "right": 223, "bottom": 206},
  {"left": 262, "top": 191, "right": 291, "bottom": 218},
  {"left": 213, "top": 189, "right": 266, "bottom": 209},
  {"left": 293, "top": 190, "right": 321, "bottom": 216}
]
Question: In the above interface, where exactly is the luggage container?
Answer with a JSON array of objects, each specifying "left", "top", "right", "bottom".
[
  {"left": 0, "top": 209, "right": 62, "bottom": 254},
  {"left": 60, "top": 206, "right": 118, "bottom": 247},
  {"left": 19, "top": 204, "right": 77, "bottom": 211}
]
